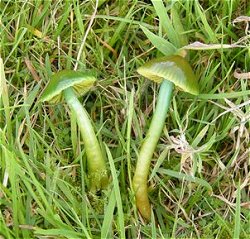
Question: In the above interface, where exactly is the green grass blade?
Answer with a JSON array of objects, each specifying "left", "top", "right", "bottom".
[
  {"left": 151, "top": 0, "right": 180, "bottom": 46},
  {"left": 158, "top": 168, "right": 212, "bottom": 191},
  {"left": 101, "top": 188, "right": 116, "bottom": 239},
  {"left": 2, "top": 146, "right": 21, "bottom": 237},
  {"left": 149, "top": 146, "right": 170, "bottom": 181},
  {"left": 31, "top": 1, "right": 51, "bottom": 28},
  {"left": 16, "top": 83, "right": 41, "bottom": 119},
  {"left": 34, "top": 229, "right": 85, "bottom": 239},
  {"left": 171, "top": 4, "right": 188, "bottom": 46},
  {"left": 73, "top": 1, "right": 85, "bottom": 35},
  {"left": 197, "top": 90, "right": 250, "bottom": 99},
  {"left": 108, "top": 2, "right": 136, "bottom": 48},
  {"left": 126, "top": 88, "right": 135, "bottom": 188},
  {"left": 140, "top": 26, "right": 177, "bottom": 56},
  {"left": 194, "top": 1, "right": 217, "bottom": 42},
  {"left": 233, "top": 182, "right": 241, "bottom": 239},
  {"left": 0, "top": 211, "right": 14, "bottom": 239},
  {"left": 105, "top": 145, "right": 125, "bottom": 239},
  {"left": 4, "top": 27, "right": 27, "bottom": 64},
  {"left": 54, "top": 1, "right": 71, "bottom": 39},
  {"left": 191, "top": 125, "right": 209, "bottom": 147},
  {"left": 0, "top": 57, "right": 12, "bottom": 142},
  {"left": 151, "top": 210, "right": 157, "bottom": 238}
]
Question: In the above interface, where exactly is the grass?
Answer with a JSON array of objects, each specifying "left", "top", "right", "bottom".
[{"left": 0, "top": 0, "right": 249, "bottom": 238}]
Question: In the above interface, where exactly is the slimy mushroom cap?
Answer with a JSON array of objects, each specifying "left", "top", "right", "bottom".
[
  {"left": 40, "top": 70, "right": 96, "bottom": 104},
  {"left": 137, "top": 55, "right": 199, "bottom": 95}
]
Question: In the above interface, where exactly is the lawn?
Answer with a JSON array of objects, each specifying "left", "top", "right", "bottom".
[{"left": 0, "top": 0, "right": 249, "bottom": 238}]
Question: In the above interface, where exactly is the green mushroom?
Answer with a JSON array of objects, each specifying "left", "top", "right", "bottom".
[
  {"left": 40, "top": 70, "right": 108, "bottom": 191},
  {"left": 133, "top": 55, "right": 199, "bottom": 220}
]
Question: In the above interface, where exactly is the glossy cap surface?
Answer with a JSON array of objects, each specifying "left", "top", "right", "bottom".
[
  {"left": 40, "top": 70, "right": 96, "bottom": 104},
  {"left": 137, "top": 55, "right": 199, "bottom": 95}
]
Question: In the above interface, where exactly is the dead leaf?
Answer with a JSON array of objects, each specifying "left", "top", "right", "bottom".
[
  {"left": 232, "top": 16, "right": 250, "bottom": 24},
  {"left": 182, "top": 41, "right": 245, "bottom": 50},
  {"left": 232, "top": 16, "right": 250, "bottom": 35},
  {"left": 234, "top": 68, "right": 250, "bottom": 79}
]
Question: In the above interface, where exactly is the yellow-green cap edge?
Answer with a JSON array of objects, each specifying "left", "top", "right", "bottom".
[
  {"left": 137, "top": 55, "right": 199, "bottom": 95},
  {"left": 40, "top": 70, "right": 96, "bottom": 104}
]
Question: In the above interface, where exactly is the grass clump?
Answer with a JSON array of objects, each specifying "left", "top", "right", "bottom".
[{"left": 0, "top": 0, "right": 249, "bottom": 238}]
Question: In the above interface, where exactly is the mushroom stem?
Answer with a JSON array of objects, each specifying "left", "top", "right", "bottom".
[
  {"left": 133, "top": 79, "right": 173, "bottom": 220},
  {"left": 63, "top": 87, "right": 108, "bottom": 191}
]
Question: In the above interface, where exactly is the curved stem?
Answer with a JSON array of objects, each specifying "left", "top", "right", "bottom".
[
  {"left": 63, "top": 87, "right": 108, "bottom": 191},
  {"left": 133, "top": 79, "right": 173, "bottom": 220}
]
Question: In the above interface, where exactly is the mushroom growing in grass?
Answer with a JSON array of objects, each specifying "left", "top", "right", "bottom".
[
  {"left": 133, "top": 55, "right": 199, "bottom": 220},
  {"left": 40, "top": 70, "right": 108, "bottom": 191}
]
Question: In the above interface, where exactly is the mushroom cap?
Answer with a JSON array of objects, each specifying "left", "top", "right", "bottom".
[
  {"left": 137, "top": 55, "right": 199, "bottom": 95},
  {"left": 40, "top": 70, "right": 96, "bottom": 104}
]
